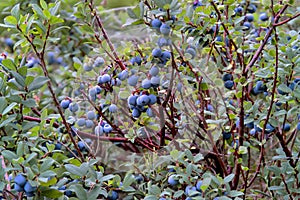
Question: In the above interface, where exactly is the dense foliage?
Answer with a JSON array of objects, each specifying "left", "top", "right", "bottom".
[{"left": 0, "top": 0, "right": 299, "bottom": 199}]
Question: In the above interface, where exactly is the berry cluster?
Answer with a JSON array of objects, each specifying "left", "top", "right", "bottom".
[
  {"left": 127, "top": 92, "right": 157, "bottom": 118},
  {"left": 14, "top": 174, "right": 37, "bottom": 197}
]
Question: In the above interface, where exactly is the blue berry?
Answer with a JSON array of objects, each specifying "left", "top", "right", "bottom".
[
  {"left": 60, "top": 99, "right": 71, "bottom": 109},
  {"left": 132, "top": 108, "right": 141, "bottom": 118},
  {"left": 149, "top": 66, "right": 159, "bottom": 76},
  {"left": 83, "top": 63, "right": 93, "bottom": 71},
  {"left": 160, "top": 23, "right": 171, "bottom": 35},
  {"left": 78, "top": 141, "right": 86, "bottom": 151},
  {"left": 148, "top": 94, "right": 157, "bottom": 105},
  {"left": 151, "top": 18, "right": 162, "bottom": 29},
  {"left": 167, "top": 174, "right": 178, "bottom": 186},
  {"left": 152, "top": 48, "right": 162, "bottom": 57},
  {"left": 87, "top": 111, "right": 96, "bottom": 120},
  {"left": 243, "top": 22, "right": 251, "bottom": 30},
  {"left": 128, "top": 95, "right": 138, "bottom": 106},
  {"left": 185, "top": 48, "right": 196, "bottom": 59},
  {"left": 14, "top": 183, "right": 24, "bottom": 192},
  {"left": 157, "top": 37, "right": 168, "bottom": 47},
  {"left": 222, "top": 73, "right": 233, "bottom": 81},
  {"left": 247, "top": 4, "right": 257, "bottom": 13},
  {"left": 128, "top": 75, "right": 139, "bottom": 86},
  {"left": 259, "top": 13, "right": 268, "bottom": 21},
  {"left": 142, "top": 79, "right": 152, "bottom": 89},
  {"left": 196, "top": 180, "right": 202, "bottom": 191},
  {"left": 107, "top": 190, "right": 119, "bottom": 200},
  {"left": 14, "top": 174, "right": 27, "bottom": 187},
  {"left": 24, "top": 181, "right": 37, "bottom": 193},
  {"left": 246, "top": 13, "right": 254, "bottom": 22},
  {"left": 151, "top": 76, "right": 160, "bottom": 87},
  {"left": 103, "top": 124, "right": 113, "bottom": 133},
  {"left": 136, "top": 95, "right": 150, "bottom": 106},
  {"left": 109, "top": 104, "right": 118, "bottom": 113},
  {"left": 69, "top": 102, "right": 79, "bottom": 112},
  {"left": 118, "top": 70, "right": 129, "bottom": 81},
  {"left": 93, "top": 57, "right": 105, "bottom": 67},
  {"left": 101, "top": 74, "right": 111, "bottom": 83},
  {"left": 250, "top": 128, "right": 256, "bottom": 135},
  {"left": 85, "top": 120, "right": 94, "bottom": 128},
  {"left": 222, "top": 132, "right": 231, "bottom": 139},
  {"left": 282, "top": 124, "right": 291, "bottom": 132},
  {"left": 224, "top": 80, "right": 234, "bottom": 89}
]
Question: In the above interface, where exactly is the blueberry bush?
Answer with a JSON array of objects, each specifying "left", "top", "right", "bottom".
[{"left": 0, "top": 0, "right": 299, "bottom": 199}]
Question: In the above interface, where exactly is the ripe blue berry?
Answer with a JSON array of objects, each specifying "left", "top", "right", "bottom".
[
  {"left": 14, "top": 174, "right": 27, "bottom": 187},
  {"left": 151, "top": 19, "right": 162, "bottom": 29},
  {"left": 160, "top": 23, "right": 171, "bottom": 35},
  {"left": 24, "top": 181, "right": 37, "bottom": 193},
  {"left": 149, "top": 66, "right": 159, "bottom": 76},
  {"left": 148, "top": 94, "right": 157, "bottom": 105},
  {"left": 196, "top": 181, "right": 202, "bottom": 191},
  {"left": 118, "top": 70, "right": 129, "bottom": 81},
  {"left": 93, "top": 57, "right": 105, "bottom": 67},
  {"left": 247, "top": 4, "right": 257, "bottom": 13},
  {"left": 128, "top": 75, "right": 139, "bottom": 86},
  {"left": 60, "top": 99, "right": 71, "bottom": 109},
  {"left": 103, "top": 124, "right": 113, "bottom": 133},
  {"left": 157, "top": 37, "right": 168, "bottom": 47},
  {"left": 151, "top": 76, "right": 160, "bottom": 87},
  {"left": 137, "top": 95, "right": 150, "bottom": 106},
  {"left": 222, "top": 73, "right": 233, "bottom": 81},
  {"left": 83, "top": 63, "right": 93, "bottom": 71},
  {"left": 128, "top": 95, "right": 138, "bottom": 106},
  {"left": 109, "top": 104, "right": 118, "bottom": 113},
  {"left": 259, "top": 13, "right": 268, "bottom": 21},
  {"left": 167, "top": 175, "right": 178, "bottom": 186},
  {"left": 85, "top": 120, "right": 94, "bottom": 128},
  {"left": 14, "top": 183, "right": 24, "bottom": 192},
  {"left": 87, "top": 111, "right": 96, "bottom": 120},
  {"left": 250, "top": 128, "right": 256, "bottom": 135},
  {"left": 224, "top": 80, "right": 234, "bottom": 89},
  {"left": 69, "top": 102, "right": 79, "bottom": 112},
  {"left": 142, "top": 79, "right": 152, "bottom": 89},
  {"left": 282, "top": 124, "right": 291, "bottom": 132},
  {"left": 246, "top": 13, "right": 254, "bottom": 22},
  {"left": 243, "top": 22, "right": 251, "bottom": 30},
  {"left": 152, "top": 48, "right": 162, "bottom": 57},
  {"left": 107, "top": 190, "right": 119, "bottom": 200},
  {"left": 78, "top": 141, "right": 86, "bottom": 151},
  {"left": 132, "top": 108, "right": 141, "bottom": 118},
  {"left": 185, "top": 47, "right": 196, "bottom": 59},
  {"left": 101, "top": 74, "right": 111, "bottom": 83}
]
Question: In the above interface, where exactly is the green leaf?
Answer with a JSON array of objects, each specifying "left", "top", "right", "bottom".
[
  {"left": 173, "top": 190, "right": 184, "bottom": 198},
  {"left": 0, "top": 97, "right": 7, "bottom": 114},
  {"left": 40, "top": 158, "right": 55, "bottom": 172},
  {"left": 127, "top": 8, "right": 137, "bottom": 19},
  {"left": 11, "top": 71, "right": 25, "bottom": 87},
  {"left": 2, "top": 59, "right": 16, "bottom": 70},
  {"left": 1, "top": 150, "right": 18, "bottom": 162},
  {"left": 100, "top": 174, "right": 115, "bottom": 182},
  {"left": 28, "top": 76, "right": 49, "bottom": 91},
  {"left": 70, "top": 184, "right": 87, "bottom": 200},
  {"left": 123, "top": 173, "right": 135, "bottom": 187},
  {"left": 228, "top": 190, "right": 244, "bottom": 197},
  {"left": 2, "top": 102, "right": 18, "bottom": 115},
  {"left": 224, "top": 174, "right": 235, "bottom": 183},
  {"left": 4, "top": 16, "right": 17, "bottom": 25},
  {"left": 11, "top": 4, "right": 20, "bottom": 21},
  {"left": 0, "top": 114, "right": 17, "bottom": 128},
  {"left": 31, "top": 4, "right": 46, "bottom": 20},
  {"left": 41, "top": 189, "right": 63, "bottom": 198},
  {"left": 65, "top": 164, "right": 81, "bottom": 176},
  {"left": 40, "top": 0, "right": 48, "bottom": 10}
]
